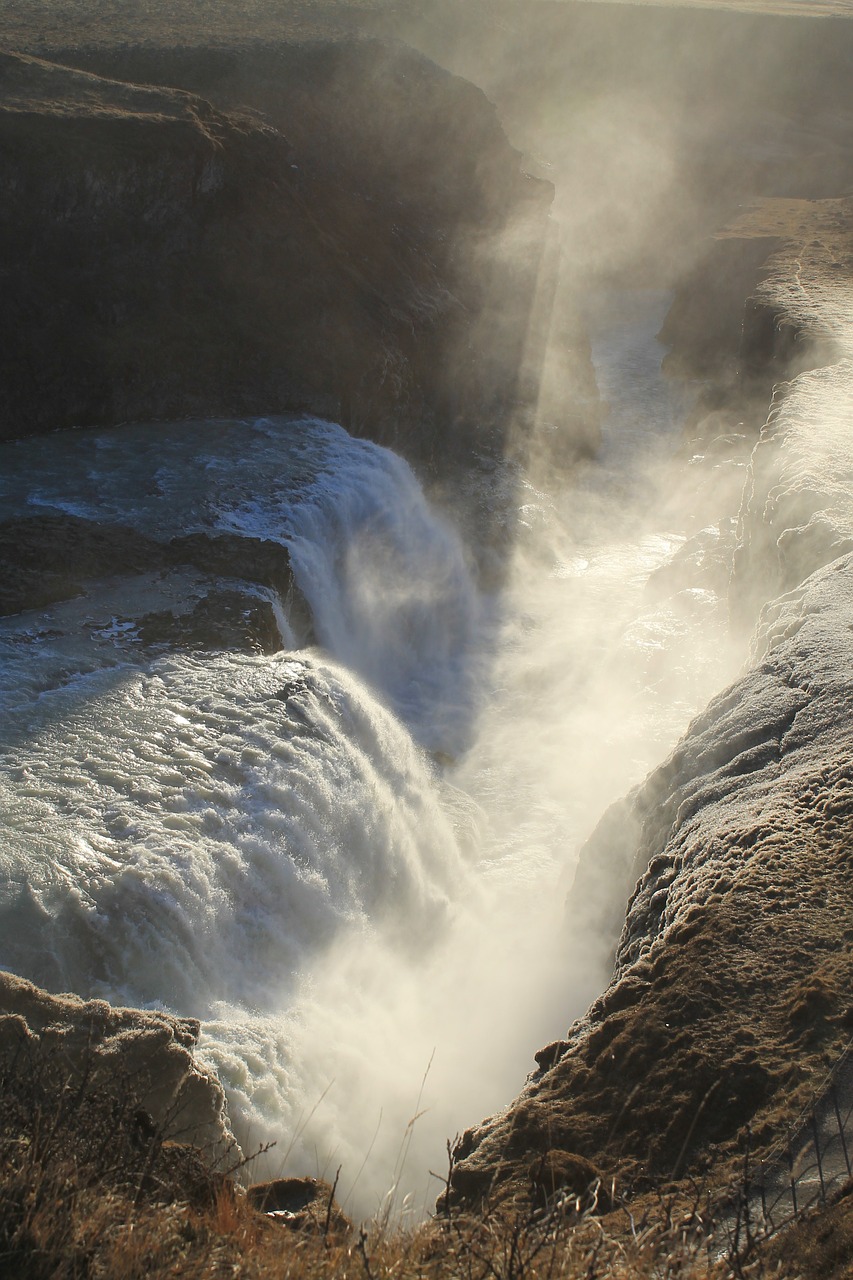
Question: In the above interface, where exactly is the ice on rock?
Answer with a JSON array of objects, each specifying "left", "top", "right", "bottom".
[{"left": 734, "top": 359, "right": 853, "bottom": 619}]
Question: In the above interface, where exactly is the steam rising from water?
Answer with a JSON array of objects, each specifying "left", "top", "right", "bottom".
[{"left": 0, "top": 294, "right": 741, "bottom": 1220}]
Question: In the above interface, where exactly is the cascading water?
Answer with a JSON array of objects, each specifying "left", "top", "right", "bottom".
[
  {"left": 214, "top": 420, "right": 486, "bottom": 754},
  {"left": 0, "top": 291, "right": 742, "bottom": 1220},
  {"left": 0, "top": 650, "right": 465, "bottom": 1002}
]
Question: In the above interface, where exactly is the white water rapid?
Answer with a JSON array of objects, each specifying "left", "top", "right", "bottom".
[{"left": 0, "top": 292, "right": 742, "bottom": 1221}]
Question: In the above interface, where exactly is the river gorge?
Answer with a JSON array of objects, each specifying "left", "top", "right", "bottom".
[
  {"left": 3, "top": 1, "right": 853, "bottom": 1260},
  {"left": 0, "top": 284, "right": 750, "bottom": 1219}
]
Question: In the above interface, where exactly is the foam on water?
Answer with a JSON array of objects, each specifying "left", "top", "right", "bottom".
[
  {"left": 0, "top": 650, "right": 464, "bottom": 1008},
  {"left": 214, "top": 421, "right": 484, "bottom": 753}
]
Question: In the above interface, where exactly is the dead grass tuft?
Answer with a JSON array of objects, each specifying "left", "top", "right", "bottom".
[{"left": 0, "top": 1025, "right": 825, "bottom": 1278}]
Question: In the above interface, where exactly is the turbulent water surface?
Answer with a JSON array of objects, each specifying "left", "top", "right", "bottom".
[{"left": 0, "top": 291, "right": 741, "bottom": 1219}]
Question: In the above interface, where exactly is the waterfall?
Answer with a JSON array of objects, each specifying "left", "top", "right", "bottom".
[
  {"left": 0, "top": 415, "right": 493, "bottom": 1217},
  {"left": 0, "top": 650, "right": 465, "bottom": 1007},
  {"left": 0, "top": 294, "right": 744, "bottom": 1219},
  {"left": 215, "top": 419, "right": 485, "bottom": 755}
]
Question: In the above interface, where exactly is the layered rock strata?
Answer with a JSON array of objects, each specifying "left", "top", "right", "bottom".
[{"left": 0, "top": 43, "right": 557, "bottom": 468}]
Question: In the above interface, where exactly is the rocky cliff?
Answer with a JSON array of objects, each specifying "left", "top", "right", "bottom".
[
  {"left": 451, "top": 556, "right": 853, "bottom": 1214},
  {"left": 0, "top": 41, "right": 555, "bottom": 468},
  {"left": 448, "top": 195, "right": 853, "bottom": 1216}
]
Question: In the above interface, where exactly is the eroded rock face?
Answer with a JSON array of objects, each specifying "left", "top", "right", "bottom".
[
  {"left": 448, "top": 196, "right": 853, "bottom": 1214},
  {"left": 0, "top": 968, "right": 238, "bottom": 1161},
  {"left": 0, "top": 42, "right": 554, "bottom": 469},
  {"left": 449, "top": 553, "right": 853, "bottom": 1210}
]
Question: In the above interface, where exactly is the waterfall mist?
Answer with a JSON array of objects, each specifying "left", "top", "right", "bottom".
[
  {"left": 223, "top": 293, "right": 744, "bottom": 1220},
  {"left": 9, "top": 0, "right": 853, "bottom": 1231}
]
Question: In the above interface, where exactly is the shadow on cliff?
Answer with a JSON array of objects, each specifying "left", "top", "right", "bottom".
[{"left": 0, "top": 41, "right": 558, "bottom": 476}]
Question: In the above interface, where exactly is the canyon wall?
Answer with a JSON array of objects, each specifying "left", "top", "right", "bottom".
[
  {"left": 0, "top": 42, "right": 558, "bottom": 469},
  {"left": 451, "top": 552, "right": 853, "bottom": 1209},
  {"left": 449, "top": 201, "right": 853, "bottom": 1215}
]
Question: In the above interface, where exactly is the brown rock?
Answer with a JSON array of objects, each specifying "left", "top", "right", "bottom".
[
  {"left": 0, "top": 969, "right": 238, "bottom": 1164},
  {"left": 247, "top": 1176, "right": 351, "bottom": 1237},
  {"left": 0, "top": 42, "right": 553, "bottom": 474}
]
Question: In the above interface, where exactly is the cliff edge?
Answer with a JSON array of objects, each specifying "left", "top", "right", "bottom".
[
  {"left": 0, "top": 42, "right": 555, "bottom": 468},
  {"left": 448, "top": 196, "right": 853, "bottom": 1218}
]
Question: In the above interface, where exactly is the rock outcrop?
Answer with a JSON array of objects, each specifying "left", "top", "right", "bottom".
[
  {"left": 0, "top": 968, "right": 237, "bottom": 1161},
  {"left": 0, "top": 42, "right": 554, "bottom": 468},
  {"left": 246, "top": 1176, "right": 351, "bottom": 1237},
  {"left": 0, "top": 512, "right": 309, "bottom": 649},
  {"left": 449, "top": 548, "right": 853, "bottom": 1211}
]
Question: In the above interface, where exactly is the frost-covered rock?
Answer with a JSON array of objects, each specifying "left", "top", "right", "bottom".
[
  {"left": 449, "top": 552, "right": 853, "bottom": 1209},
  {"left": 0, "top": 969, "right": 239, "bottom": 1161},
  {"left": 733, "top": 360, "right": 853, "bottom": 623}
]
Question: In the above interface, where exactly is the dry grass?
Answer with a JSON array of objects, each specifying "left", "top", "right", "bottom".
[
  {"left": 0, "top": 1161, "right": 726, "bottom": 1280},
  {"left": 0, "top": 1029, "right": 814, "bottom": 1280}
]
